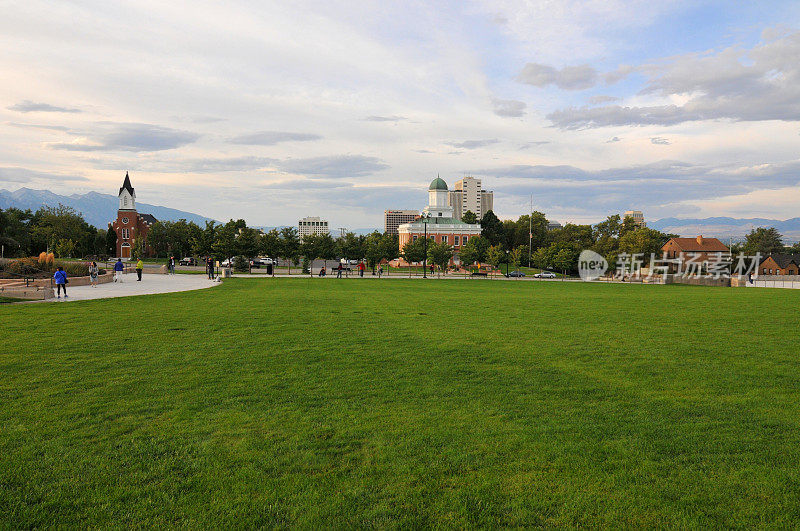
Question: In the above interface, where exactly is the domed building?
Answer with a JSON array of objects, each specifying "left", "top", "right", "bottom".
[{"left": 397, "top": 177, "right": 483, "bottom": 264}]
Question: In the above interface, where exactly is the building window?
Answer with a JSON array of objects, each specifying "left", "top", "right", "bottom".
[
  {"left": 412, "top": 235, "right": 418, "bottom": 241},
  {"left": 441, "top": 235, "right": 447, "bottom": 243},
  {"left": 454, "top": 236, "right": 460, "bottom": 246},
  {"left": 122, "top": 228, "right": 130, "bottom": 240}
]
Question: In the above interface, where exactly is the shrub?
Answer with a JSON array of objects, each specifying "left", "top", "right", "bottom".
[
  {"left": 233, "top": 255, "right": 249, "bottom": 272},
  {"left": 38, "top": 252, "right": 47, "bottom": 265},
  {"left": 46, "top": 253, "right": 54, "bottom": 266}
]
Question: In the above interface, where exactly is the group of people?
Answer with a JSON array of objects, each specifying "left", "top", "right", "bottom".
[
  {"left": 318, "top": 262, "right": 383, "bottom": 278},
  {"left": 111, "top": 258, "right": 145, "bottom": 282}
]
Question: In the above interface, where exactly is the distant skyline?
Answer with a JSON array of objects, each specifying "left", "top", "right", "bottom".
[{"left": 2, "top": 1, "right": 799, "bottom": 229}]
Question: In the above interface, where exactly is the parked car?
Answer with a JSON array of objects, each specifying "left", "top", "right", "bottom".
[
  {"left": 534, "top": 271, "right": 557, "bottom": 278},
  {"left": 179, "top": 257, "right": 196, "bottom": 266},
  {"left": 221, "top": 258, "right": 234, "bottom": 267},
  {"left": 506, "top": 270, "right": 526, "bottom": 277},
  {"left": 249, "top": 258, "right": 270, "bottom": 268}
]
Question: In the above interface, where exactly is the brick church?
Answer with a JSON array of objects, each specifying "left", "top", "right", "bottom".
[{"left": 109, "top": 172, "right": 157, "bottom": 259}]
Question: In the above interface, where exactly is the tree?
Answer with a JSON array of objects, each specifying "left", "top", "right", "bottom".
[
  {"left": 462, "top": 210, "right": 478, "bottom": 224},
  {"left": 299, "top": 234, "right": 321, "bottom": 275},
  {"left": 54, "top": 238, "right": 75, "bottom": 258},
  {"left": 364, "top": 231, "right": 384, "bottom": 273},
  {"left": 192, "top": 221, "right": 217, "bottom": 257},
  {"left": 106, "top": 226, "right": 117, "bottom": 256},
  {"left": 617, "top": 227, "right": 670, "bottom": 265},
  {"left": 480, "top": 210, "right": 505, "bottom": 247},
  {"left": 485, "top": 244, "right": 505, "bottom": 276},
  {"left": 260, "top": 229, "right": 282, "bottom": 259},
  {"left": 743, "top": 227, "right": 783, "bottom": 256},
  {"left": 315, "top": 233, "right": 338, "bottom": 271},
  {"left": 459, "top": 235, "right": 488, "bottom": 269},
  {"left": 236, "top": 227, "right": 260, "bottom": 259},
  {"left": 509, "top": 246, "right": 524, "bottom": 274},
  {"left": 212, "top": 223, "right": 237, "bottom": 260},
  {"left": 401, "top": 237, "right": 426, "bottom": 276},
  {"left": 427, "top": 241, "right": 453, "bottom": 276},
  {"left": 279, "top": 227, "right": 300, "bottom": 274}
]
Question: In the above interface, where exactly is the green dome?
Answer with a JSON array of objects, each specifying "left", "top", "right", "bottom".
[{"left": 429, "top": 177, "right": 448, "bottom": 191}]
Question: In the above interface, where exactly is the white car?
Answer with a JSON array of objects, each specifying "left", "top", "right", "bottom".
[{"left": 534, "top": 271, "right": 557, "bottom": 279}]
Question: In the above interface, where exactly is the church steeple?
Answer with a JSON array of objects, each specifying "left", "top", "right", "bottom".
[{"left": 118, "top": 171, "right": 136, "bottom": 211}]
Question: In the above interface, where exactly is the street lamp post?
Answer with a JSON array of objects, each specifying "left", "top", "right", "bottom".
[{"left": 421, "top": 213, "right": 430, "bottom": 278}]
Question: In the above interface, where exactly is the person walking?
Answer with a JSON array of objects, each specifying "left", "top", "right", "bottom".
[
  {"left": 53, "top": 266, "right": 68, "bottom": 299},
  {"left": 168, "top": 256, "right": 175, "bottom": 275},
  {"left": 378, "top": 264, "right": 383, "bottom": 278},
  {"left": 358, "top": 261, "right": 365, "bottom": 277},
  {"left": 113, "top": 258, "right": 124, "bottom": 282},
  {"left": 319, "top": 266, "right": 326, "bottom": 277},
  {"left": 136, "top": 258, "right": 144, "bottom": 281},
  {"left": 336, "top": 263, "right": 343, "bottom": 278},
  {"left": 89, "top": 261, "right": 99, "bottom": 287}
]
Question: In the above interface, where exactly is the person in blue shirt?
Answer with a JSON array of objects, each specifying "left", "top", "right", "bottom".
[
  {"left": 53, "top": 266, "right": 67, "bottom": 299},
  {"left": 114, "top": 258, "right": 124, "bottom": 282}
]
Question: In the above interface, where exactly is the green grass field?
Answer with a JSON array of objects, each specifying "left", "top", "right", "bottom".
[{"left": 2, "top": 279, "right": 800, "bottom": 526}]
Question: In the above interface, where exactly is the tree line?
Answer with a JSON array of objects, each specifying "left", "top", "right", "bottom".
[
  {"left": 4, "top": 204, "right": 798, "bottom": 273},
  {"left": 0, "top": 205, "right": 109, "bottom": 258}
]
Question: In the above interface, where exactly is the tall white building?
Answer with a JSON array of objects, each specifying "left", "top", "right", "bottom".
[
  {"left": 623, "top": 210, "right": 646, "bottom": 227},
  {"left": 449, "top": 176, "right": 494, "bottom": 221},
  {"left": 298, "top": 216, "right": 329, "bottom": 239}
]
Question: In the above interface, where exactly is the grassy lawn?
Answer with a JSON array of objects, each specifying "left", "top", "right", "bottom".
[
  {"left": 2, "top": 279, "right": 800, "bottom": 526},
  {"left": 0, "top": 296, "right": 24, "bottom": 304}
]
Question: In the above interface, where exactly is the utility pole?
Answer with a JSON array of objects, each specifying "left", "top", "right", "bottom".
[{"left": 528, "top": 194, "right": 532, "bottom": 267}]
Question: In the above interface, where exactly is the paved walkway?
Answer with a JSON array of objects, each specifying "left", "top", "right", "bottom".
[{"left": 47, "top": 273, "right": 219, "bottom": 302}]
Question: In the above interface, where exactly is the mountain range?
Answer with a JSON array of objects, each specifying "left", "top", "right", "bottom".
[
  {"left": 648, "top": 217, "right": 800, "bottom": 242},
  {"left": 0, "top": 188, "right": 214, "bottom": 229}
]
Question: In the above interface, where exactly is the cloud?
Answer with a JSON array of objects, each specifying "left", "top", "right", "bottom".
[
  {"left": 467, "top": 159, "right": 800, "bottom": 219},
  {"left": 228, "top": 131, "right": 322, "bottom": 145},
  {"left": 0, "top": 166, "right": 88, "bottom": 183},
  {"left": 548, "top": 30, "right": 800, "bottom": 128},
  {"left": 650, "top": 136, "right": 670, "bottom": 145},
  {"left": 445, "top": 139, "right": 500, "bottom": 149},
  {"left": 48, "top": 122, "right": 199, "bottom": 152},
  {"left": 606, "top": 136, "right": 621, "bottom": 143},
  {"left": 516, "top": 63, "right": 598, "bottom": 90},
  {"left": 6, "top": 122, "right": 70, "bottom": 132},
  {"left": 363, "top": 115, "right": 406, "bottom": 122},
  {"left": 275, "top": 155, "right": 389, "bottom": 178},
  {"left": 492, "top": 98, "right": 526, "bottom": 117},
  {"left": 518, "top": 141, "right": 550, "bottom": 150},
  {"left": 588, "top": 95, "right": 619, "bottom": 104},
  {"left": 7, "top": 101, "right": 81, "bottom": 113}
]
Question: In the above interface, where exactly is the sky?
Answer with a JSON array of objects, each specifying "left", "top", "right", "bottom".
[{"left": 1, "top": 0, "right": 800, "bottom": 228}]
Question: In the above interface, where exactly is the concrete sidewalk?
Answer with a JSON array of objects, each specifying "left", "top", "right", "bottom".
[{"left": 47, "top": 273, "right": 219, "bottom": 302}]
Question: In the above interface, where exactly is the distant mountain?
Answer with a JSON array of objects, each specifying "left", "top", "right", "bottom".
[
  {"left": 0, "top": 188, "right": 214, "bottom": 229},
  {"left": 649, "top": 217, "right": 800, "bottom": 242}
]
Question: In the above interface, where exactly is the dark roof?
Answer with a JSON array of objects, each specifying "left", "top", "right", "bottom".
[
  {"left": 119, "top": 172, "right": 135, "bottom": 196},
  {"left": 663, "top": 236, "right": 729, "bottom": 252},
  {"left": 140, "top": 213, "right": 157, "bottom": 225},
  {"left": 761, "top": 254, "right": 800, "bottom": 269}
]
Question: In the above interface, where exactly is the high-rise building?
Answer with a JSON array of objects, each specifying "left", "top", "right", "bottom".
[
  {"left": 449, "top": 176, "right": 494, "bottom": 221},
  {"left": 384, "top": 210, "right": 419, "bottom": 235},
  {"left": 623, "top": 210, "right": 646, "bottom": 227},
  {"left": 298, "top": 216, "right": 329, "bottom": 239}
]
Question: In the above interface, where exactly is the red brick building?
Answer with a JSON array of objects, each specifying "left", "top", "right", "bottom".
[
  {"left": 759, "top": 254, "right": 800, "bottom": 275},
  {"left": 108, "top": 172, "right": 157, "bottom": 259}
]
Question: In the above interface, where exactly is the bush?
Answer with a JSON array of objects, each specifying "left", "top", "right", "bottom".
[
  {"left": 233, "top": 255, "right": 249, "bottom": 272},
  {"left": 0, "top": 257, "right": 98, "bottom": 278}
]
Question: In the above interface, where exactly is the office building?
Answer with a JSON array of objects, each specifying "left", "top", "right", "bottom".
[
  {"left": 298, "top": 216, "right": 329, "bottom": 239},
  {"left": 624, "top": 210, "right": 646, "bottom": 227},
  {"left": 384, "top": 210, "right": 419, "bottom": 235},
  {"left": 448, "top": 176, "right": 494, "bottom": 221}
]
